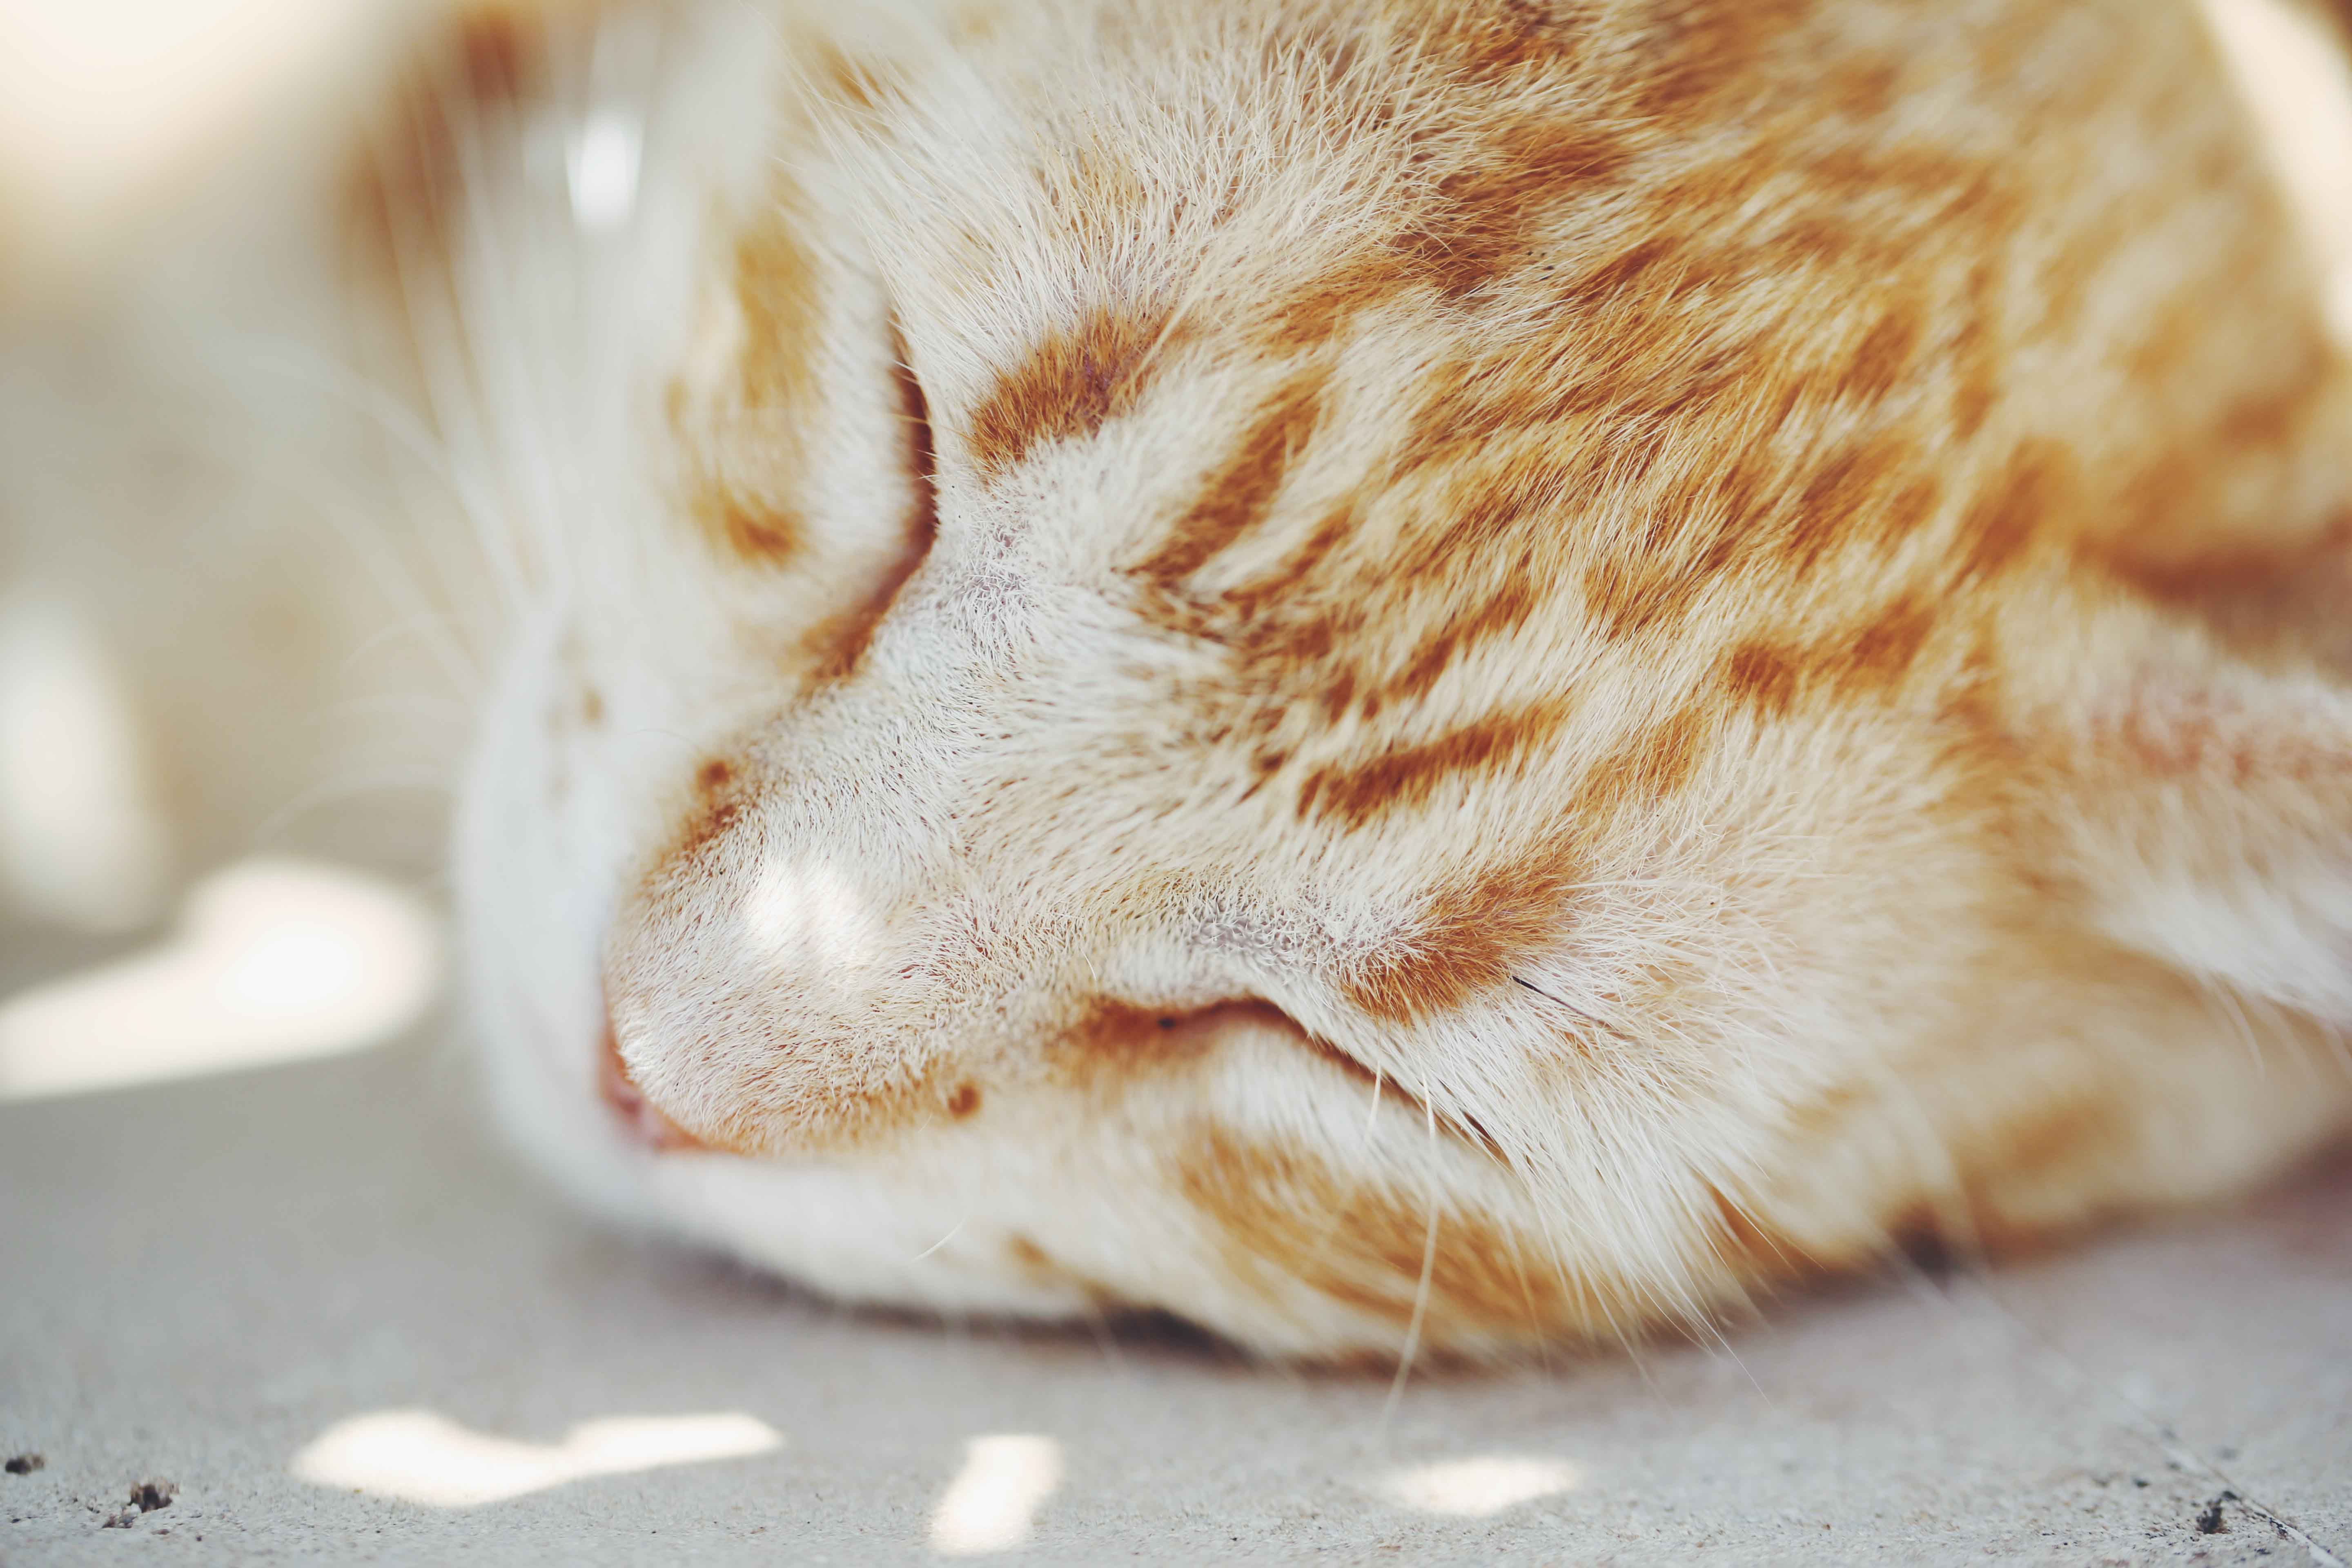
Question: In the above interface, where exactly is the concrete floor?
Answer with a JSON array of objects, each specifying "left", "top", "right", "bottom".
[{"left": 2, "top": 978, "right": 2348, "bottom": 1568}]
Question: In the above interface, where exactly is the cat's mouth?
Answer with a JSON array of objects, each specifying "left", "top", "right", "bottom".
[{"left": 599, "top": 1020, "right": 712, "bottom": 1154}]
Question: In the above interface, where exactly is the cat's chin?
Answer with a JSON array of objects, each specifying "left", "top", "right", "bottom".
[
  {"left": 636, "top": 1157, "right": 1111, "bottom": 1323},
  {"left": 466, "top": 984, "right": 1110, "bottom": 1325}
]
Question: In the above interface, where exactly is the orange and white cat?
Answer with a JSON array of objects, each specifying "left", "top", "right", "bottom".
[{"left": 349, "top": 0, "right": 2352, "bottom": 1360}]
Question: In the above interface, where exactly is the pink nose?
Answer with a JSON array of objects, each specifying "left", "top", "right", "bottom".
[{"left": 599, "top": 1021, "right": 711, "bottom": 1153}]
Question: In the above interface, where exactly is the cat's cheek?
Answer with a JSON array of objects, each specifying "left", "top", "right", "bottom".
[{"left": 573, "top": 1025, "right": 1381, "bottom": 1348}]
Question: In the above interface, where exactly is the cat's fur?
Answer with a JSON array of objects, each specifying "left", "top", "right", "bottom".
[{"left": 320, "top": 0, "right": 2352, "bottom": 1357}]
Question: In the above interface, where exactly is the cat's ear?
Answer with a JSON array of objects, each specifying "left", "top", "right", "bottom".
[{"left": 2030, "top": 579, "right": 2352, "bottom": 1024}]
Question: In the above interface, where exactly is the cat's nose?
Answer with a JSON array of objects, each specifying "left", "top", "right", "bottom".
[{"left": 599, "top": 1018, "right": 712, "bottom": 1153}]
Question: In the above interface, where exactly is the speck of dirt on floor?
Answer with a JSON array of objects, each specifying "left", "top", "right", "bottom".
[
  {"left": 99, "top": 1479, "right": 178, "bottom": 1528},
  {"left": 2195, "top": 1492, "right": 2239, "bottom": 1535},
  {"left": 3, "top": 1454, "right": 42, "bottom": 1475}
]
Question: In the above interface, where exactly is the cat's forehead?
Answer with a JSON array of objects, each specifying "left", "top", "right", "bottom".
[
  {"left": 678, "top": 0, "right": 2338, "bottom": 726},
  {"left": 783, "top": 1, "right": 1614, "bottom": 622},
  {"left": 842, "top": 0, "right": 1583, "bottom": 383}
]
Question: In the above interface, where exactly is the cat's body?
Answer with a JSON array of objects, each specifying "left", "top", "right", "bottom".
[{"left": 29, "top": 0, "right": 2352, "bottom": 1361}]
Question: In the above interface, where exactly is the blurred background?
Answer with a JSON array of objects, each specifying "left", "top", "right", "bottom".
[
  {"left": 0, "top": 0, "right": 2348, "bottom": 1111},
  {"left": 0, "top": 0, "right": 471, "bottom": 1102}
]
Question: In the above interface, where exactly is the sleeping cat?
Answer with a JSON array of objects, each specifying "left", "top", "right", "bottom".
[{"left": 388, "top": 0, "right": 2352, "bottom": 1360}]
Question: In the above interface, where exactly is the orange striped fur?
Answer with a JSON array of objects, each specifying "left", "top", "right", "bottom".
[{"left": 431, "top": 0, "right": 2352, "bottom": 1357}]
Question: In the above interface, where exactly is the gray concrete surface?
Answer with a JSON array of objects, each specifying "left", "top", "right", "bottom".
[{"left": 2, "top": 993, "right": 2348, "bottom": 1565}]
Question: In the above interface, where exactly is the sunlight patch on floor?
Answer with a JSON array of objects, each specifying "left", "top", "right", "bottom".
[
  {"left": 1376, "top": 1454, "right": 1582, "bottom": 1517},
  {"left": 0, "top": 857, "right": 440, "bottom": 1100},
  {"left": 930, "top": 1434, "right": 1063, "bottom": 1556},
  {"left": 290, "top": 1409, "right": 782, "bottom": 1508}
]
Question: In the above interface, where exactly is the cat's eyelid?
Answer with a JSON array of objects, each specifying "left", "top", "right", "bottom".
[
  {"left": 801, "top": 316, "right": 939, "bottom": 682},
  {"left": 1151, "top": 998, "right": 1499, "bottom": 1155},
  {"left": 886, "top": 317, "right": 939, "bottom": 537}
]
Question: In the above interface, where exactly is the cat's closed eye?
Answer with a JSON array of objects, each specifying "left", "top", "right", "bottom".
[{"left": 803, "top": 323, "right": 938, "bottom": 682}]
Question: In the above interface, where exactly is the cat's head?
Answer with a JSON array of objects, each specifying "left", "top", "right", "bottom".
[{"left": 429, "top": 0, "right": 2352, "bottom": 1357}]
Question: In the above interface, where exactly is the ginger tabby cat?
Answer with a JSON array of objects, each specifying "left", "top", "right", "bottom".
[{"left": 370, "top": 0, "right": 2352, "bottom": 1359}]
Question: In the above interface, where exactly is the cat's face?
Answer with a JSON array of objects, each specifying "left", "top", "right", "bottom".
[{"left": 449, "top": 0, "right": 2352, "bottom": 1357}]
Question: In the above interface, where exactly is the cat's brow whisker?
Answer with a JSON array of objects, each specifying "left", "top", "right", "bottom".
[
  {"left": 228, "top": 338, "right": 505, "bottom": 555},
  {"left": 181, "top": 354, "right": 496, "bottom": 697},
  {"left": 227, "top": 337, "right": 530, "bottom": 629},
  {"left": 315, "top": 695, "right": 480, "bottom": 737},
  {"left": 334, "top": 611, "right": 487, "bottom": 699},
  {"left": 249, "top": 768, "right": 459, "bottom": 851},
  {"left": 423, "top": 89, "right": 583, "bottom": 601}
]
